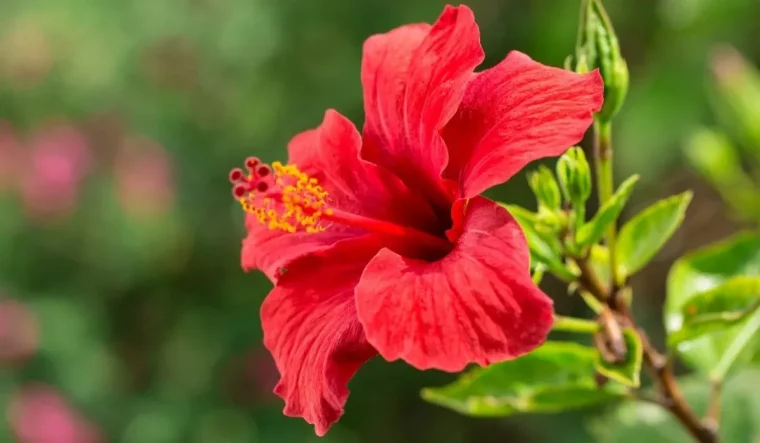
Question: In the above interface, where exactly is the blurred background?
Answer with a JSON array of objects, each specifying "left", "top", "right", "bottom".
[{"left": 0, "top": 0, "right": 759, "bottom": 442}]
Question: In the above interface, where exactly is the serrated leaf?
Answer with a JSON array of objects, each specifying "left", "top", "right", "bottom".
[
  {"left": 421, "top": 342, "right": 626, "bottom": 417},
  {"left": 595, "top": 328, "right": 643, "bottom": 387},
  {"left": 666, "top": 231, "right": 760, "bottom": 374},
  {"left": 668, "top": 277, "right": 760, "bottom": 346},
  {"left": 616, "top": 191, "right": 692, "bottom": 278},
  {"left": 589, "top": 369, "right": 760, "bottom": 443},
  {"left": 504, "top": 204, "right": 577, "bottom": 281},
  {"left": 576, "top": 175, "right": 639, "bottom": 247}
]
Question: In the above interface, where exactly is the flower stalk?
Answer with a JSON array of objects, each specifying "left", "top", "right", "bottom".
[
  {"left": 581, "top": 78, "right": 720, "bottom": 443},
  {"left": 593, "top": 120, "right": 619, "bottom": 287}
]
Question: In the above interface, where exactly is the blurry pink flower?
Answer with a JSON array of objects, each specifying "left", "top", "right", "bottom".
[
  {"left": 0, "top": 122, "right": 22, "bottom": 192},
  {"left": 0, "top": 298, "right": 38, "bottom": 366},
  {"left": 114, "top": 136, "right": 174, "bottom": 219},
  {"left": 8, "top": 384, "right": 103, "bottom": 443},
  {"left": 20, "top": 124, "right": 91, "bottom": 222}
]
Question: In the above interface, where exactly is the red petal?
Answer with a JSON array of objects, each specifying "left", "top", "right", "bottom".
[
  {"left": 262, "top": 236, "right": 381, "bottom": 436},
  {"left": 361, "top": 5, "right": 484, "bottom": 204},
  {"left": 242, "top": 110, "right": 438, "bottom": 281},
  {"left": 354, "top": 196, "right": 554, "bottom": 371},
  {"left": 443, "top": 51, "right": 604, "bottom": 198}
]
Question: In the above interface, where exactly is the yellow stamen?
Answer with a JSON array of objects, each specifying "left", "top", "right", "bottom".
[{"left": 238, "top": 161, "right": 329, "bottom": 233}]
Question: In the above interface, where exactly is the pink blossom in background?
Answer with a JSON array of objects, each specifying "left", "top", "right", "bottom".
[
  {"left": 8, "top": 384, "right": 103, "bottom": 443},
  {"left": 0, "top": 298, "right": 38, "bottom": 366},
  {"left": 20, "top": 124, "right": 91, "bottom": 222},
  {"left": 114, "top": 136, "right": 175, "bottom": 219},
  {"left": 0, "top": 122, "right": 22, "bottom": 193}
]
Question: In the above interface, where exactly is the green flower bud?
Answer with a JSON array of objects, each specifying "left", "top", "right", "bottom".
[
  {"left": 557, "top": 147, "right": 592, "bottom": 205},
  {"left": 574, "top": 0, "right": 629, "bottom": 122},
  {"left": 528, "top": 165, "right": 562, "bottom": 210},
  {"left": 593, "top": 10, "right": 629, "bottom": 122},
  {"left": 535, "top": 207, "right": 563, "bottom": 235}
]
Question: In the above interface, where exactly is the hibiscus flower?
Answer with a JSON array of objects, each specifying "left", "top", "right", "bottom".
[{"left": 229, "top": 4, "right": 603, "bottom": 436}]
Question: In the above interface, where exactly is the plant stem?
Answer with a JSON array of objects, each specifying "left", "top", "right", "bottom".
[
  {"left": 552, "top": 315, "right": 600, "bottom": 334},
  {"left": 593, "top": 120, "right": 620, "bottom": 288},
  {"left": 573, "top": 255, "right": 720, "bottom": 443},
  {"left": 583, "top": 116, "right": 718, "bottom": 443}
]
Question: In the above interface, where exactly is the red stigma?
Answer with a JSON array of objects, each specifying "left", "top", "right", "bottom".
[
  {"left": 257, "top": 165, "right": 271, "bottom": 177},
  {"left": 233, "top": 184, "right": 248, "bottom": 198},
  {"left": 230, "top": 157, "right": 274, "bottom": 202},
  {"left": 229, "top": 168, "right": 244, "bottom": 183},
  {"left": 245, "top": 157, "right": 260, "bottom": 170}
]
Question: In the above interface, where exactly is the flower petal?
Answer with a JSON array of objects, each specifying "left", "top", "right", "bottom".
[
  {"left": 361, "top": 5, "right": 484, "bottom": 204},
  {"left": 262, "top": 236, "right": 381, "bottom": 436},
  {"left": 443, "top": 51, "right": 604, "bottom": 198},
  {"left": 354, "top": 196, "right": 554, "bottom": 372},
  {"left": 242, "top": 109, "right": 438, "bottom": 281}
]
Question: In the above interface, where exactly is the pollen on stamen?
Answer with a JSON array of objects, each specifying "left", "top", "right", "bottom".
[{"left": 229, "top": 158, "right": 329, "bottom": 234}]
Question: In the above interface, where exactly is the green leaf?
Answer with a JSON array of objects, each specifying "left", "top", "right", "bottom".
[
  {"left": 616, "top": 191, "right": 692, "bottom": 278},
  {"left": 594, "top": 328, "right": 643, "bottom": 387},
  {"left": 666, "top": 231, "right": 760, "bottom": 374},
  {"left": 668, "top": 277, "right": 760, "bottom": 346},
  {"left": 421, "top": 342, "right": 626, "bottom": 417},
  {"left": 504, "top": 204, "right": 577, "bottom": 281},
  {"left": 576, "top": 175, "right": 639, "bottom": 247},
  {"left": 590, "top": 369, "right": 760, "bottom": 443}
]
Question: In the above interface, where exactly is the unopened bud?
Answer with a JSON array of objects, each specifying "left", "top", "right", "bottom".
[
  {"left": 557, "top": 147, "right": 592, "bottom": 205},
  {"left": 528, "top": 165, "right": 561, "bottom": 210},
  {"left": 535, "top": 207, "right": 563, "bottom": 234},
  {"left": 574, "top": 0, "right": 629, "bottom": 122}
]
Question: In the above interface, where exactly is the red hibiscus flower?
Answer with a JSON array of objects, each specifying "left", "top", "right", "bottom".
[{"left": 229, "top": 4, "right": 603, "bottom": 436}]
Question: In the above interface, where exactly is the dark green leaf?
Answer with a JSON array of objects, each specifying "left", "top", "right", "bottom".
[
  {"left": 666, "top": 231, "right": 760, "bottom": 373},
  {"left": 616, "top": 191, "right": 692, "bottom": 278},
  {"left": 504, "top": 204, "right": 577, "bottom": 281},
  {"left": 576, "top": 175, "right": 639, "bottom": 247},
  {"left": 668, "top": 277, "right": 760, "bottom": 346},
  {"left": 595, "top": 328, "right": 643, "bottom": 387},
  {"left": 421, "top": 342, "right": 626, "bottom": 417}
]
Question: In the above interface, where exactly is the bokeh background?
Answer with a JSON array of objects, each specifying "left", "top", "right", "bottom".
[{"left": 1, "top": 0, "right": 759, "bottom": 442}]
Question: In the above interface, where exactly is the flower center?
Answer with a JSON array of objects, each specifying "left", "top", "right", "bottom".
[{"left": 229, "top": 157, "right": 452, "bottom": 255}]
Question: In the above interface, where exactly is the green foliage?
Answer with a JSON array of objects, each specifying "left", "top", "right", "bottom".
[
  {"left": 590, "top": 369, "right": 760, "bottom": 443},
  {"left": 685, "top": 129, "right": 760, "bottom": 220},
  {"left": 594, "top": 328, "right": 643, "bottom": 388},
  {"left": 505, "top": 204, "right": 577, "bottom": 281},
  {"left": 667, "top": 277, "right": 760, "bottom": 346},
  {"left": 615, "top": 191, "right": 692, "bottom": 279},
  {"left": 421, "top": 342, "right": 626, "bottom": 417},
  {"left": 666, "top": 232, "right": 760, "bottom": 374},
  {"left": 576, "top": 175, "right": 639, "bottom": 248},
  {"left": 685, "top": 50, "right": 760, "bottom": 224}
]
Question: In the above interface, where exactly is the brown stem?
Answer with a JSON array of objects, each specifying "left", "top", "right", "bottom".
[{"left": 574, "top": 257, "right": 720, "bottom": 443}]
